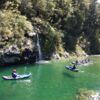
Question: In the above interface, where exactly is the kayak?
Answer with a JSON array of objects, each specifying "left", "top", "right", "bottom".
[
  {"left": 65, "top": 66, "right": 79, "bottom": 72},
  {"left": 2, "top": 73, "right": 31, "bottom": 80}
]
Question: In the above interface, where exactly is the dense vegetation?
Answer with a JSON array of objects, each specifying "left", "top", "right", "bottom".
[{"left": 0, "top": 0, "right": 100, "bottom": 64}]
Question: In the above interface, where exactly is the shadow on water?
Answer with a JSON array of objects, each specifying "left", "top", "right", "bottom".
[{"left": 63, "top": 72, "right": 76, "bottom": 78}]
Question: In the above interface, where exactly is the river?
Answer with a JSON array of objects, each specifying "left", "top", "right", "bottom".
[{"left": 0, "top": 56, "right": 100, "bottom": 100}]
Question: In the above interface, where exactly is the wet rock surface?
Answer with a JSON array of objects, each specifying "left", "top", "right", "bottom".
[{"left": 76, "top": 89, "right": 100, "bottom": 100}]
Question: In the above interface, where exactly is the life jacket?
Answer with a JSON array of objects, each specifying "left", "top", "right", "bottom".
[
  {"left": 71, "top": 65, "right": 76, "bottom": 70},
  {"left": 12, "top": 72, "right": 17, "bottom": 78}
]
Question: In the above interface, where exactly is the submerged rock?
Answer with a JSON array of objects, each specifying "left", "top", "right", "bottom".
[{"left": 76, "top": 89, "right": 100, "bottom": 100}]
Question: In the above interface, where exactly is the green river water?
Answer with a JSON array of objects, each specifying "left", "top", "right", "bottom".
[{"left": 0, "top": 56, "right": 100, "bottom": 100}]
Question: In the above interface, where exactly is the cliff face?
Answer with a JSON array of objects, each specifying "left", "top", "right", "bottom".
[
  {"left": 0, "top": 0, "right": 100, "bottom": 65},
  {"left": 0, "top": 9, "right": 36, "bottom": 65},
  {"left": 0, "top": 38, "right": 36, "bottom": 65}
]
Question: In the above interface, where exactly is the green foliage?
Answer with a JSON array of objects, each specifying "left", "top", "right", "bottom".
[
  {"left": 19, "top": 0, "right": 34, "bottom": 17},
  {"left": 0, "top": 9, "right": 33, "bottom": 51},
  {"left": 0, "top": 10, "right": 32, "bottom": 37},
  {"left": 0, "top": 0, "right": 100, "bottom": 55},
  {"left": 32, "top": 17, "right": 63, "bottom": 54}
]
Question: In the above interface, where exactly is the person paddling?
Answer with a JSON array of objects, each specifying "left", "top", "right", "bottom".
[
  {"left": 12, "top": 69, "right": 18, "bottom": 79},
  {"left": 71, "top": 64, "right": 76, "bottom": 70}
]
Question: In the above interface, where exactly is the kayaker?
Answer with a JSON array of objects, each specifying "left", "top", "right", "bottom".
[
  {"left": 12, "top": 69, "right": 18, "bottom": 79},
  {"left": 71, "top": 64, "right": 76, "bottom": 70}
]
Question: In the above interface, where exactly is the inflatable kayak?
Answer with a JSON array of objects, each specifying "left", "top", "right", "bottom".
[
  {"left": 65, "top": 66, "right": 79, "bottom": 72},
  {"left": 2, "top": 73, "right": 31, "bottom": 80}
]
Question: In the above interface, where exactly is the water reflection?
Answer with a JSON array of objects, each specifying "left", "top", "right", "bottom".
[
  {"left": 63, "top": 72, "right": 76, "bottom": 78},
  {"left": 17, "top": 79, "right": 31, "bottom": 83}
]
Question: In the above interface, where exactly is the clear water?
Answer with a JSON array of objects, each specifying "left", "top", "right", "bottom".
[{"left": 0, "top": 56, "right": 100, "bottom": 100}]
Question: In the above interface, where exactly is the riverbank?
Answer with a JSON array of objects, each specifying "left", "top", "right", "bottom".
[
  {"left": 0, "top": 49, "right": 92, "bottom": 69},
  {"left": 0, "top": 50, "right": 88, "bottom": 66}
]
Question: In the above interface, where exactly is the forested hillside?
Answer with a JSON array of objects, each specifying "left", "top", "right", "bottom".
[{"left": 0, "top": 0, "right": 100, "bottom": 65}]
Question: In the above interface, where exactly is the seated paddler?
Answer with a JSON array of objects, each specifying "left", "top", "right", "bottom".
[{"left": 12, "top": 69, "right": 18, "bottom": 79}]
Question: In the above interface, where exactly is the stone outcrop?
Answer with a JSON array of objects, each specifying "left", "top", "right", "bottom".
[
  {"left": 0, "top": 39, "right": 36, "bottom": 66},
  {"left": 76, "top": 89, "right": 100, "bottom": 100}
]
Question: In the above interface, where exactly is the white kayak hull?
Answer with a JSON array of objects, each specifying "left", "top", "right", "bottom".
[
  {"left": 65, "top": 66, "right": 79, "bottom": 72},
  {"left": 2, "top": 73, "right": 31, "bottom": 80}
]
